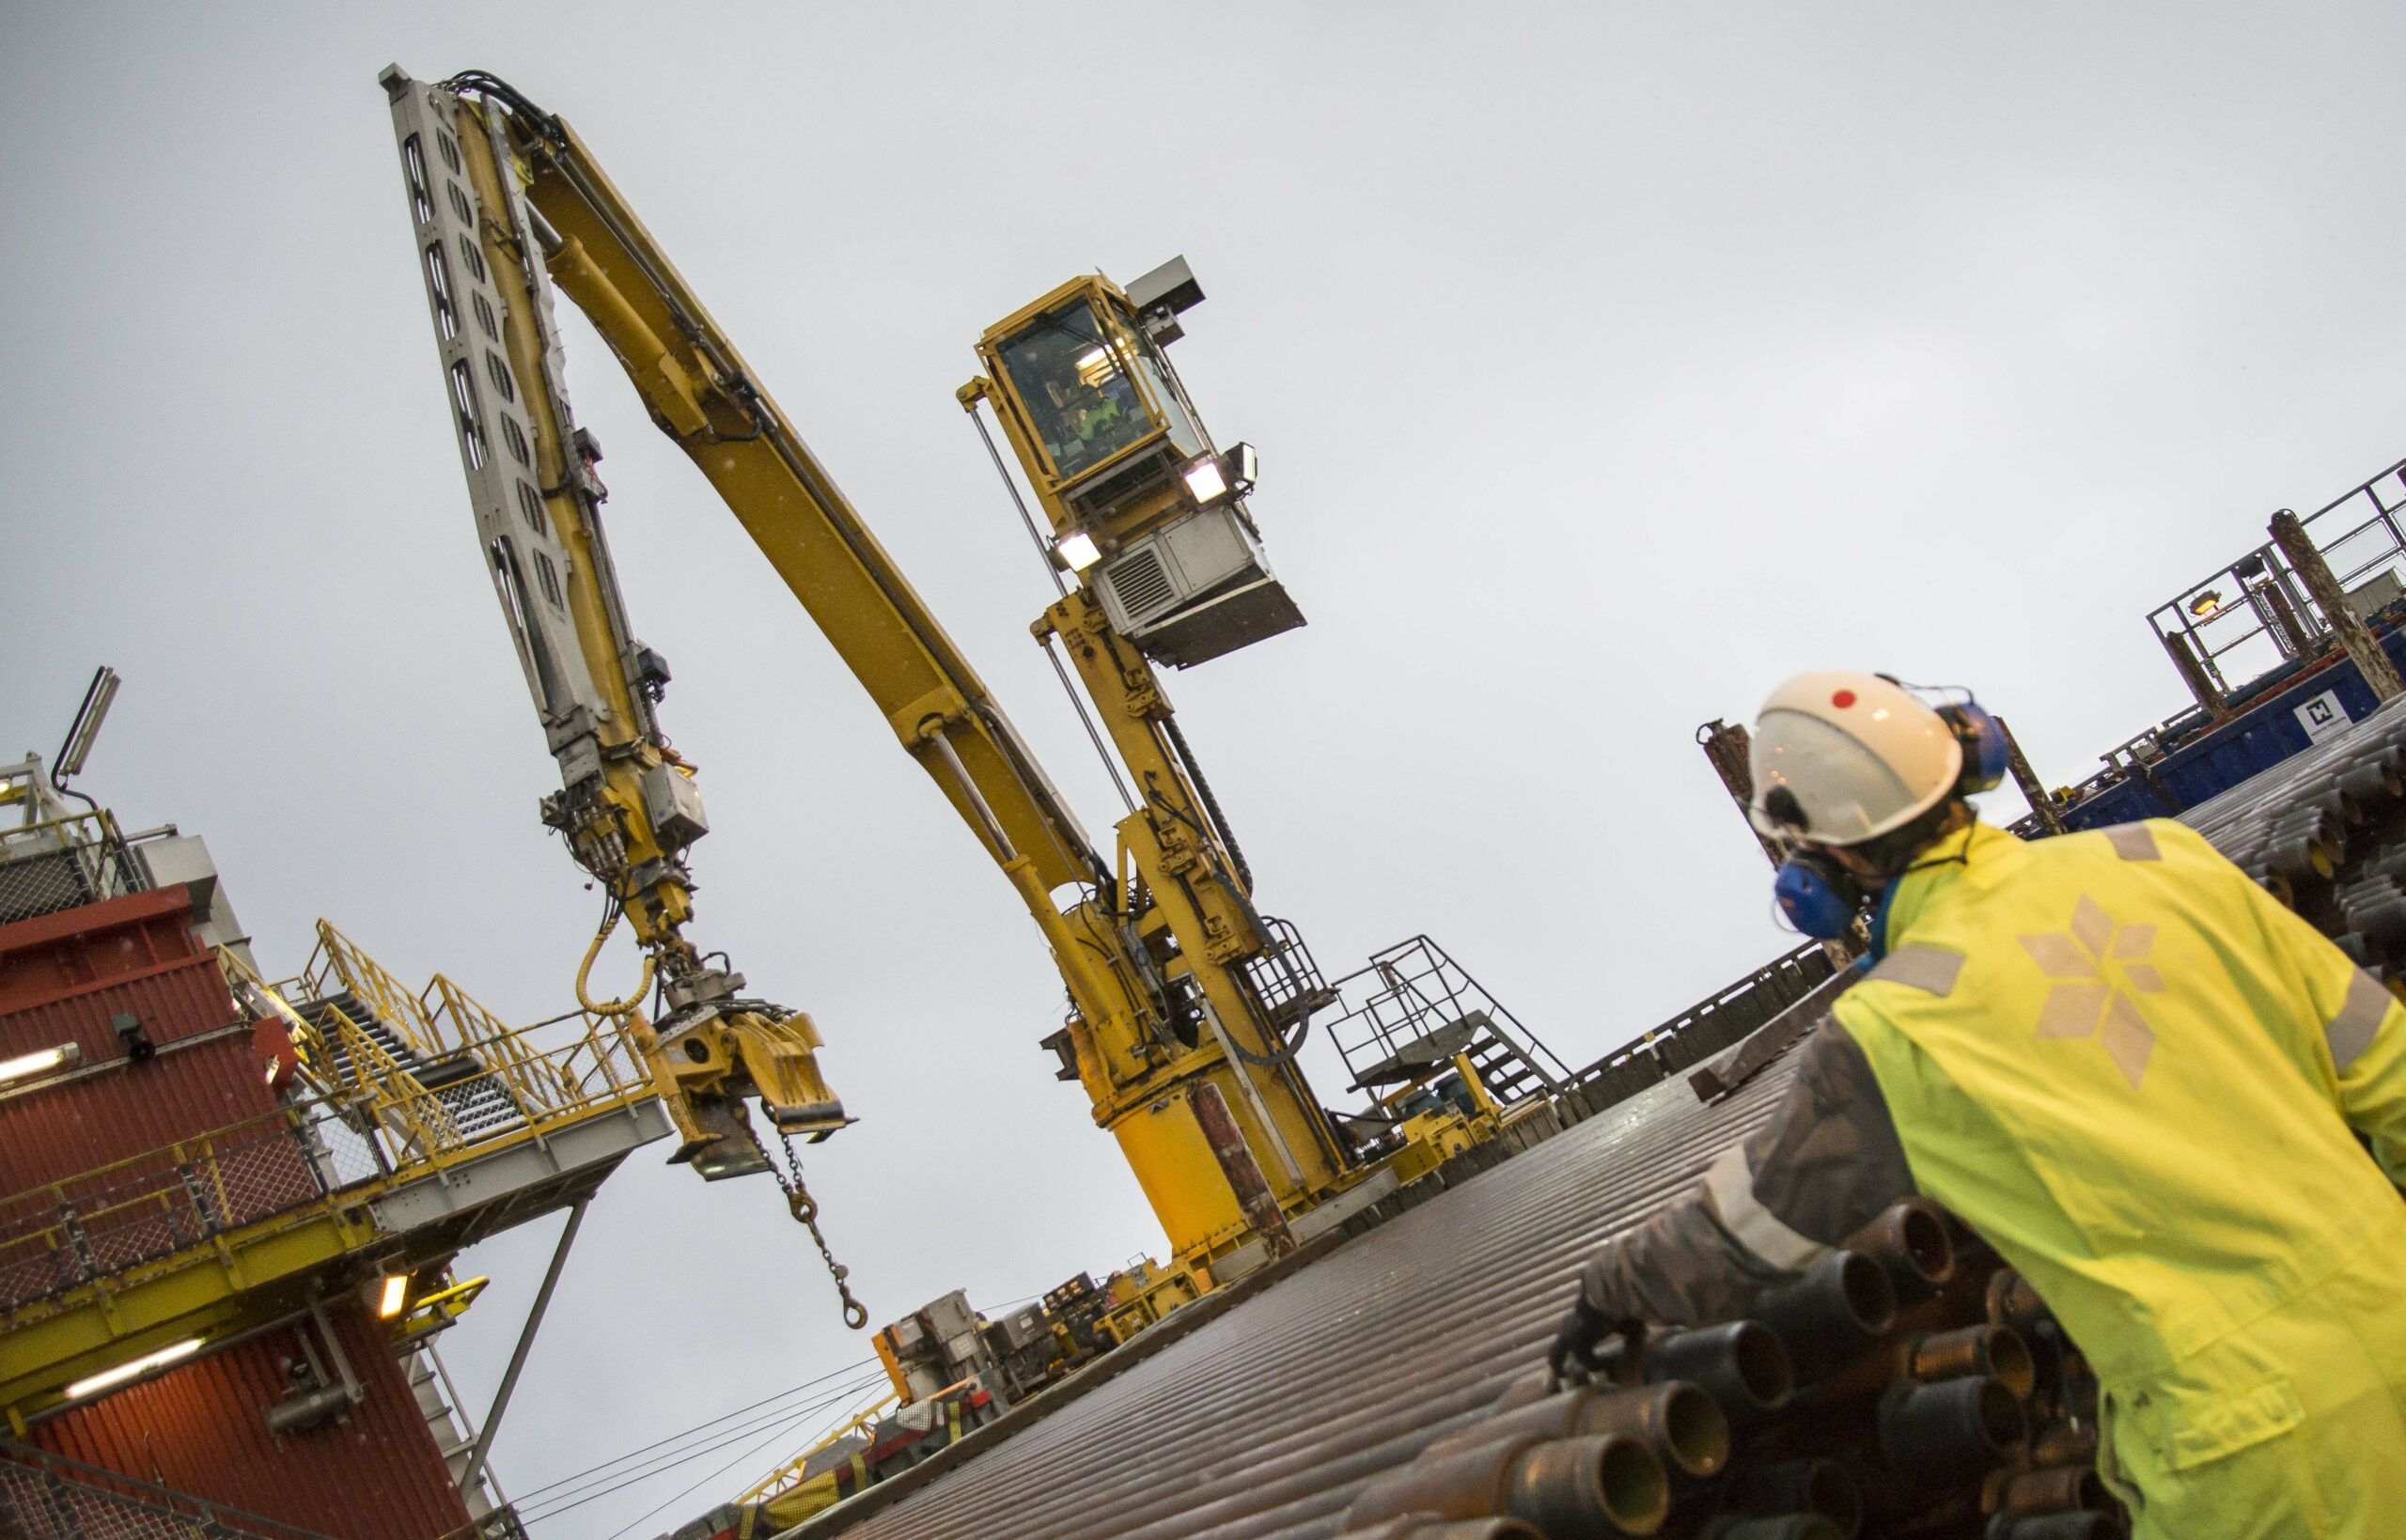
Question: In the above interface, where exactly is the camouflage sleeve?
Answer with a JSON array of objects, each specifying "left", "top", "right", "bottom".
[{"left": 1577, "top": 1016, "right": 1917, "bottom": 1326}]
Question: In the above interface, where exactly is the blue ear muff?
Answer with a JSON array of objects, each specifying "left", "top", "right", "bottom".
[
  {"left": 1942, "top": 701, "right": 2009, "bottom": 796},
  {"left": 1773, "top": 849, "right": 1865, "bottom": 940}
]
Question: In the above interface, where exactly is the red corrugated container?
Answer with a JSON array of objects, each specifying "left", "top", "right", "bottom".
[
  {"left": 33, "top": 1297, "right": 474, "bottom": 1540},
  {"left": 0, "top": 884, "right": 202, "bottom": 1005},
  {"left": 0, "top": 885, "right": 242, "bottom": 1063},
  {"left": 0, "top": 1033, "right": 317, "bottom": 1314},
  {"left": 0, "top": 877, "right": 278, "bottom": 1207},
  {"left": 0, "top": 1031, "right": 286, "bottom": 1194}
]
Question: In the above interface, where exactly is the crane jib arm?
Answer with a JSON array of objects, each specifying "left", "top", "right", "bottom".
[
  {"left": 499, "top": 98, "right": 1099, "bottom": 897},
  {"left": 383, "top": 70, "right": 872, "bottom": 1321}
]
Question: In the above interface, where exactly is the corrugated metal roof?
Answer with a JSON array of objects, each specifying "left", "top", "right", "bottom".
[
  {"left": 33, "top": 1297, "right": 473, "bottom": 1540},
  {"left": 814, "top": 988, "right": 1827, "bottom": 1540}
]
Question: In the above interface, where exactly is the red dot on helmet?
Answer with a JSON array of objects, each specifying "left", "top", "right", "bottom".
[{"left": 1832, "top": 690, "right": 1857, "bottom": 708}]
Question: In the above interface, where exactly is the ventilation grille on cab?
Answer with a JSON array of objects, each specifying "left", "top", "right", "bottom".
[{"left": 1105, "top": 548, "right": 1179, "bottom": 621}]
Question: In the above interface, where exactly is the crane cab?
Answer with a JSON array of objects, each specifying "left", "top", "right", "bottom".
[{"left": 970, "top": 259, "right": 1304, "bottom": 667}]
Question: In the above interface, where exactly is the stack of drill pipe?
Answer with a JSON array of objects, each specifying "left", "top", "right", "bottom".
[
  {"left": 2179, "top": 713, "right": 2406, "bottom": 995},
  {"left": 2153, "top": 713, "right": 2406, "bottom": 924},
  {"left": 1334, "top": 1203, "right": 2126, "bottom": 1539},
  {"left": 2189, "top": 708, "right": 2406, "bottom": 895}
]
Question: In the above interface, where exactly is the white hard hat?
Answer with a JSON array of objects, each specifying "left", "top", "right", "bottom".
[{"left": 1748, "top": 671, "right": 1962, "bottom": 847}]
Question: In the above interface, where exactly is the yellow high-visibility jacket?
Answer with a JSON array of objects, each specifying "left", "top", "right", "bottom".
[{"left": 1579, "top": 819, "right": 2406, "bottom": 1535}]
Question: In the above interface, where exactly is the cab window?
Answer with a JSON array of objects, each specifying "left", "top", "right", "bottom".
[{"left": 998, "top": 304, "right": 1158, "bottom": 476}]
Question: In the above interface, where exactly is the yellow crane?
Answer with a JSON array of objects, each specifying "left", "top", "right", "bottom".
[{"left": 379, "top": 67, "right": 1558, "bottom": 1328}]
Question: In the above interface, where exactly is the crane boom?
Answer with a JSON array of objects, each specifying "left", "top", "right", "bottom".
[{"left": 381, "top": 65, "right": 1465, "bottom": 1287}]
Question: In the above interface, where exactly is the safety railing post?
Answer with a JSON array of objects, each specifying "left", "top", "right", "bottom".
[{"left": 2272, "top": 506, "right": 2406, "bottom": 704}]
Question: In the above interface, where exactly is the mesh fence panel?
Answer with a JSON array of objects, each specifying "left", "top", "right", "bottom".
[
  {"left": 0, "top": 1108, "right": 354, "bottom": 1314},
  {"left": 0, "top": 1441, "right": 334, "bottom": 1540},
  {"left": 0, "top": 829, "right": 148, "bottom": 926}
]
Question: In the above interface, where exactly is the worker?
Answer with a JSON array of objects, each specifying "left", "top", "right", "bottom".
[{"left": 1550, "top": 670, "right": 2406, "bottom": 1535}]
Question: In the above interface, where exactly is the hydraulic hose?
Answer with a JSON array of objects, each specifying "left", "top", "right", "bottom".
[
  {"left": 576, "top": 902, "right": 656, "bottom": 1018},
  {"left": 1190, "top": 862, "right": 1317, "bottom": 1067},
  {"left": 1162, "top": 713, "right": 1253, "bottom": 894}
]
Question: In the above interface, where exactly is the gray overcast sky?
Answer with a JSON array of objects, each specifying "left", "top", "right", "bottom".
[{"left": 6, "top": 3, "right": 2402, "bottom": 1533}]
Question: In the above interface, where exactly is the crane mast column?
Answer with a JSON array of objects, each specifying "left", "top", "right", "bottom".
[
  {"left": 968, "top": 266, "right": 1375, "bottom": 1262},
  {"left": 1036, "top": 588, "right": 1343, "bottom": 1197}
]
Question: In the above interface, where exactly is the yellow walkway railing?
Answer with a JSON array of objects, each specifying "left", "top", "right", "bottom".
[{"left": 2, "top": 927, "right": 661, "bottom": 1332}]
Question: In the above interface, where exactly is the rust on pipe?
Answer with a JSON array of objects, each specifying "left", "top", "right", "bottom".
[
  {"left": 1341, "top": 1429, "right": 1670, "bottom": 1539},
  {"left": 1637, "top": 1321, "right": 1794, "bottom": 1424},
  {"left": 1431, "top": 1380, "right": 1726, "bottom": 1484},
  {"left": 1983, "top": 1271, "right": 2047, "bottom": 1328},
  {"left": 2338, "top": 757, "right": 2401, "bottom": 820},
  {"left": 1875, "top": 1376, "right": 2026, "bottom": 1486},
  {"left": 2025, "top": 1420, "right": 2098, "bottom": 1470},
  {"left": 1576, "top": 1381, "right": 1728, "bottom": 1480},
  {"left": 1342, "top": 1436, "right": 1543, "bottom": 1530},
  {"left": 1501, "top": 1432, "right": 1669, "bottom": 1538},
  {"left": 1805, "top": 1320, "right": 2027, "bottom": 1407},
  {"left": 1422, "top": 1390, "right": 1593, "bottom": 1461},
  {"left": 1843, "top": 1201, "right": 1956, "bottom": 1304},
  {"left": 1996, "top": 1465, "right": 2109, "bottom": 1516},
  {"left": 1752, "top": 1252, "right": 1898, "bottom": 1383},
  {"left": 1909, "top": 1324, "right": 2033, "bottom": 1400},
  {"left": 1189, "top": 1079, "right": 1295, "bottom": 1259},
  {"left": 1488, "top": 1369, "right": 1560, "bottom": 1417}
]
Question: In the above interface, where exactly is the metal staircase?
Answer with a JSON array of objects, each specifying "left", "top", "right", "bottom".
[
  {"left": 295, "top": 988, "right": 526, "bottom": 1147},
  {"left": 1454, "top": 1009, "right": 1554, "bottom": 1106},
  {"left": 1323, "top": 937, "right": 1570, "bottom": 1115},
  {"left": 404, "top": 1344, "right": 525, "bottom": 1538},
  {"left": 1, "top": 924, "right": 670, "bottom": 1423}
]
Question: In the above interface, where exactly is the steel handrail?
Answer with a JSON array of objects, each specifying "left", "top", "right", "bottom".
[
  {"left": 0, "top": 973, "right": 656, "bottom": 1276},
  {"left": 739, "top": 1389, "right": 904, "bottom": 1503},
  {"left": 220, "top": 941, "right": 655, "bottom": 1171},
  {"left": 2146, "top": 457, "right": 2406, "bottom": 703}
]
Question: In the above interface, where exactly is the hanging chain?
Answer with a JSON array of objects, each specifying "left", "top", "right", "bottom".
[{"left": 745, "top": 1119, "right": 869, "bottom": 1330}]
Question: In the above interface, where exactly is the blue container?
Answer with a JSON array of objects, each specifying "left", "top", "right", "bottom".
[{"left": 2055, "top": 626, "right": 2406, "bottom": 831}]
